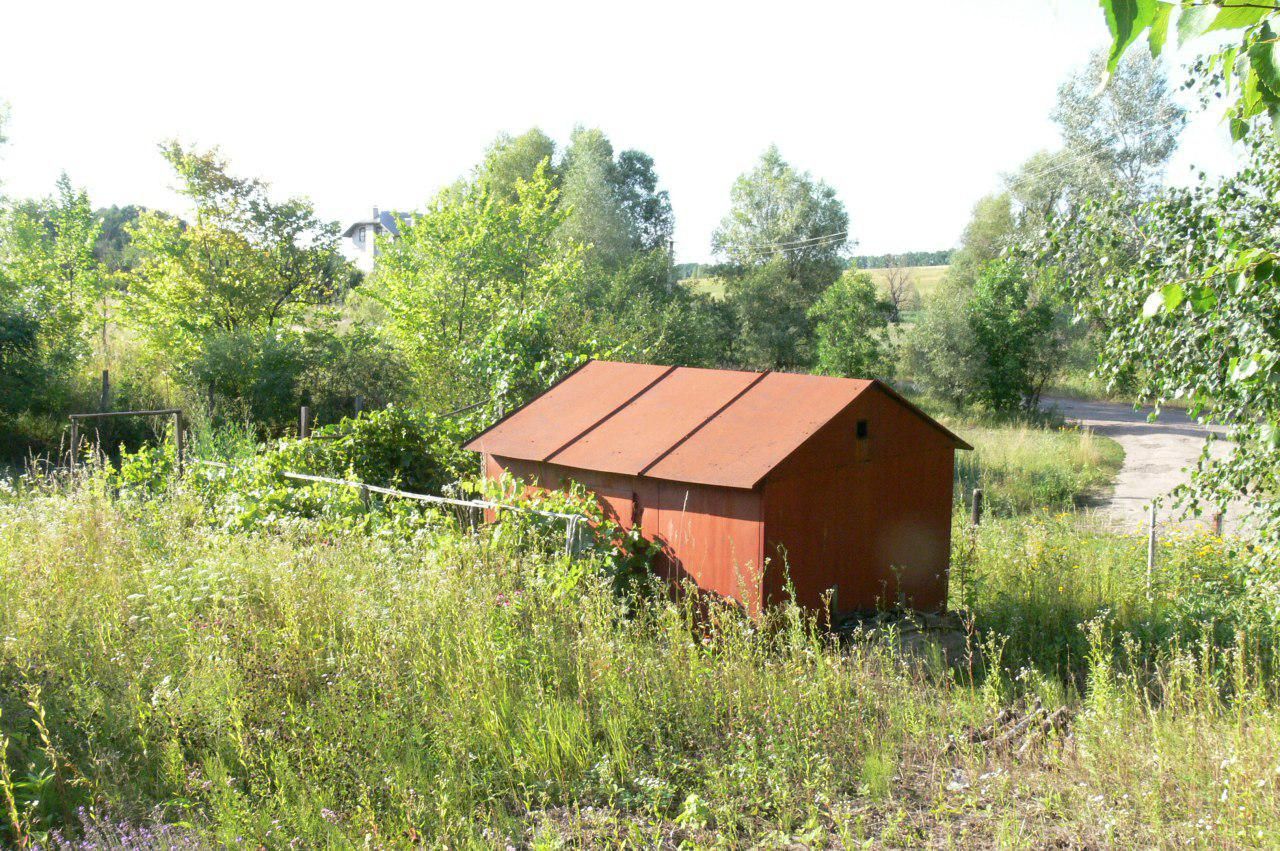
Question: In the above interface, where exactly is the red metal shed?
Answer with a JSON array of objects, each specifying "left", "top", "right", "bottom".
[{"left": 464, "top": 360, "right": 971, "bottom": 615}]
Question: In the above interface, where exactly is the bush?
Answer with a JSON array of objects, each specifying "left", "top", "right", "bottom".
[
  {"left": 190, "top": 326, "right": 411, "bottom": 435},
  {"left": 905, "top": 260, "right": 1062, "bottom": 415}
]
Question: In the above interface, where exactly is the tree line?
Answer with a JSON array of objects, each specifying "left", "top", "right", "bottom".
[{"left": 0, "top": 46, "right": 1189, "bottom": 464}]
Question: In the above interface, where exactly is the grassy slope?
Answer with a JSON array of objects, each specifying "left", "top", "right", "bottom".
[{"left": 2, "top": 423, "right": 1278, "bottom": 847}]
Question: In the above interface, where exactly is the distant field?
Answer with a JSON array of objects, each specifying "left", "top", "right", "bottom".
[
  {"left": 864, "top": 264, "right": 949, "bottom": 299},
  {"left": 683, "top": 265, "right": 950, "bottom": 302}
]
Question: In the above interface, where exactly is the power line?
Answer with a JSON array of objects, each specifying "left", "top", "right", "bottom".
[
  {"left": 1004, "top": 110, "right": 1187, "bottom": 192},
  {"left": 727, "top": 230, "right": 850, "bottom": 262}
]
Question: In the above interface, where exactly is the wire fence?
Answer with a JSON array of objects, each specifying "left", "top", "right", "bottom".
[{"left": 191, "top": 459, "right": 586, "bottom": 556}]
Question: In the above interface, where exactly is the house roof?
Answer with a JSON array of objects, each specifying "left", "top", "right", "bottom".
[
  {"left": 464, "top": 360, "right": 970, "bottom": 490},
  {"left": 341, "top": 210, "right": 404, "bottom": 239}
]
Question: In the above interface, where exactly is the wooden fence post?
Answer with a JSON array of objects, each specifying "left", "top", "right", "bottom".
[
  {"left": 174, "top": 412, "right": 185, "bottom": 477},
  {"left": 1212, "top": 510, "right": 1224, "bottom": 536},
  {"left": 99, "top": 369, "right": 110, "bottom": 412},
  {"left": 970, "top": 488, "right": 984, "bottom": 527},
  {"left": 354, "top": 394, "right": 364, "bottom": 415},
  {"left": 69, "top": 420, "right": 79, "bottom": 473},
  {"left": 300, "top": 406, "right": 311, "bottom": 439}
]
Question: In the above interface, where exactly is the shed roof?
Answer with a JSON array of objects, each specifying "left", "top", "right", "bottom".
[{"left": 464, "top": 360, "right": 970, "bottom": 489}]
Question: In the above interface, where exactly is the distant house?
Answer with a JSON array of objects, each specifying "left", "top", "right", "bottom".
[{"left": 341, "top": 207, "right": 405, "bottom": 272}]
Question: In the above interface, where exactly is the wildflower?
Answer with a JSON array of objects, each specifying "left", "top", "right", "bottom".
[{"left": 320, "top": 807, "right": 341, "bottom": 824}]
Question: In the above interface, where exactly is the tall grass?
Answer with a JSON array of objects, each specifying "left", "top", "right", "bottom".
[
  {"left": 2, "top": 482, "right": 1279, "bottom": 846},
  {"left": 955, "top": 423, "right": 1124, "bottom": 515}
]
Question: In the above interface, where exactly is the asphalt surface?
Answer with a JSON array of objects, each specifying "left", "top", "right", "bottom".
[{"left": 1042, "top": 397, "right": 1244, "bottom": 534}]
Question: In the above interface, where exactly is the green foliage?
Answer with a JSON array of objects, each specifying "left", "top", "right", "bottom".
[
  {"left": 715, "top": 146, "right": 849, "bottom": 369},
  {"left": 373, "top": 162, "right": 590, "bottom": 414},
  {"left": 190, "top": 325, "right": 408, "bottom": 432},
  {"left": 1049, "top": 50, "right": 1184, "bottom": 202},
  {"left": 0, "top": 174, "right": 103, "bottom": 419},
  {"left": 579, "top": 249, "right": 733, "bottom": 368},
  {"left": 557, "top": 127, "right": 634, "bottom": 269},
  {"left": 944, "top": 193, "right": 1014, "bottom": 290},
  {"left": 126, "top": 143, "right": 347, "bottom": 366},
  {"left": 908, "top": 260, "right": 1061, "bottom": 414},
  {"left": 93, "top": 205, "right": 144, "bottom": 272},
  {"left": 964, "top": 262, "right": 1059, "bottom": 413},
  {"left": 809, "top": 270, "right": 894, "bottom": 379},
  {"left": 851, "top": 249, "right": 952, "bottom": 269},
  {"left": 476, "top": 128, "right": 557, "bottom": 202},
  {"left": 1039, "top": 132, "right": 1280, "bottom": 564},
  {"left": 1097, "top": 1, "right": 1279, "bottom": 139}
]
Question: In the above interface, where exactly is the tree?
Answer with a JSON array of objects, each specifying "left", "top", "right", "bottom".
[
  {"left": 477, "top": 128, "right": 557, "bottom": 201},
  {"left": 373, "top": 163, "right": 588, "bottom": 413},
  {"left": 0, "top": 173, "right": 103, "bottom": 415},
  {"left": 0, "top": 175, "right": 102, "bottom": 368},
  {"left": 880, "top": 255, "right": 917, "bottom": 322},
  {"left": 1049, "top": 49, "right": 1184, "bottom": 202},
  {"left": 713, "top": 146, "right": 849, "bottom": 368},
  {"left": 127, "top": 143, "right": 347, "bottom": 363},
  {"left": 810, "top": 270, "right": 895, "bottom": 379},
  {"left": 614, "top": 149, "right": 673, "bottom": 252},
  {"left": 556, "top": 127, "right": 632, "bottom": 269},
  {"left": 94, "top": 205, "right": 144, "bottom": 272},
  {"left": 1025, "top": 1, "right": 1280, "bottom": 555},
  {"left": 964, "top": 261, "right": 1059, "bottom": 413},
  {"left": 907, "top": 259, "right": 1058, "bottom": 414},
  {"left": 1039, "top": 131, "right": 1280, "bottom": 550},
  {"left": 947, "top": 193, "right": 1015, "bottom": 288}
]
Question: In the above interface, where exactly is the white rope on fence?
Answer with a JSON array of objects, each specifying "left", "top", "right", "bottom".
[{"left": 191, "top": 458, "right": 586, "bottom": 552}]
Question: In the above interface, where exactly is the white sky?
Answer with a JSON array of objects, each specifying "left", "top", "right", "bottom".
[{"left": 0, "top": 0, "right": 1243, "bottom": 263}]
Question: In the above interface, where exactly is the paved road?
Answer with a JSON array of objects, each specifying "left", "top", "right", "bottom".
[{"left": 1042, "top": 397, "right": 1243, "bottom": 534}]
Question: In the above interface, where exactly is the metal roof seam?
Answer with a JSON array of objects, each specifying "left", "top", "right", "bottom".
[
  {"left": 541, "top": 364, "right": 680, "bottom": 463},
  {"left": 462, "top": 358, "right": 596, "bottom": 451},
  {"left": 636, "top": 369, "right": 773, "bottom": 479}
]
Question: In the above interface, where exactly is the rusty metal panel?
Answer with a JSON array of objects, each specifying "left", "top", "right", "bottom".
[
  {"left": 485, "top": 456, "right": 766, "bottom": 613},
  {"left": 652, "top": 481, "right": 765, "bottom": 614},
  {"left": 761, "top": 386, "right": 954, "bottom": 612},
  {"left": 550, "top": 366, "right": 761, "bottom": 476},
  {"left": 464, "top": 361, "right": 670, "bottom": 461},
  {"left": 645, "top": 371, "right": 872, "bottom": 489}
]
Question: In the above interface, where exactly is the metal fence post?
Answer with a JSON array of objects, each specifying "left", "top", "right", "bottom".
[{"left": 1146, "top": 502, "right": 1157, "bottom": 599}]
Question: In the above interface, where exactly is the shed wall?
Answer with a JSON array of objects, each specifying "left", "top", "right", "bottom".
[
  {"left": 485, "top": 455, "right": 766, "bottom": 613},
  {"left": 761, "top": 386, "right": 954, "bottom": 612}
]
